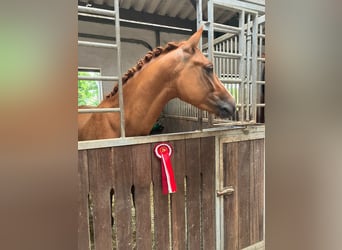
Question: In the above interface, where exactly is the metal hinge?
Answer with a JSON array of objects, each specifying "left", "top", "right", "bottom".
[{"left": 217, "top": 186, "right": 235, "bottom": 196}]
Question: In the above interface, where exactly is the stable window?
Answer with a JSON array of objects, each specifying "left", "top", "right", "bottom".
[{"left": 78, "top": 68, "right": 103, "bottom": 106}]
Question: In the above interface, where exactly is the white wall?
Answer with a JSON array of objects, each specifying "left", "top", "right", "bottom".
[{"left": 78, "top": 20, "right": 190, "bottom": 98}]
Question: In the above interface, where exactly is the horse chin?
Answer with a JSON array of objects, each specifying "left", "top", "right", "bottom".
[{"left": 218, "top": 109, "right": 231, "bottom": 119}]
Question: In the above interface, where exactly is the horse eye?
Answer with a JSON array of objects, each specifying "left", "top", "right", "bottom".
[{"left": 205, "top": 64, "right": 214, "bottom": 73}]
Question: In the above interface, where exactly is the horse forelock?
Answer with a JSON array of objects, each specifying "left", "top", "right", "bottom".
[{"left": 105, "top": 42, "right": 180, "bottom": 99}]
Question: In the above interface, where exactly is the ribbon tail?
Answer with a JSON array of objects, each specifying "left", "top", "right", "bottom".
[{"left": 161, "top": 153, "right": 177, "bottom": 194}]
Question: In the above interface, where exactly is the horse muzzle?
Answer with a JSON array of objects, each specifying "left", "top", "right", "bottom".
[{"left": 217, "top": 100, "right": 236, "bottom": 119}]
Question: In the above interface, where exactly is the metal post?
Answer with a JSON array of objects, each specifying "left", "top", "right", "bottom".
[
  {"left": 246, "top": 13, "right": 252, "bottom": 121},
  {"left": 207, "top": 0, "right": 214, "bottom": 127},
  {"left": 251, "top": 14, "right": 258, "bottom": 122},
  {"left": 114, "top": 0, "right": 125, "bottom": 138},
  {"left": 215, "top": 136, "right": 224, "bottom": 250},
  {"left": 238, "top": 10, "right": 246, "bottom": 122},
  {"left": 197, "top": 0, "right": 203, "bottom": 131}
]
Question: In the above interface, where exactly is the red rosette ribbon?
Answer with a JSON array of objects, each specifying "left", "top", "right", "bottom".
[{"left": 154, "top": 143, "right": 177, "bottom": 194}]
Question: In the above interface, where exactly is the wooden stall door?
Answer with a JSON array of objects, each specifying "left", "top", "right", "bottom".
[{"left": 222, "top": 139, "right": 264, "bottom": 250}]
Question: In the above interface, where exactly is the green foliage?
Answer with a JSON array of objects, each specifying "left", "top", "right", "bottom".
[{"left": 78, "top": 71, "right": 101, "bottom": 106}]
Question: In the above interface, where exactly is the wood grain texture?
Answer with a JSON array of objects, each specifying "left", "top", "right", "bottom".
[
  {"left": 249, "top": 139, "right": 264, "bottom": 244},
  {"left": 132, "top": 144, "right": 153, "bottom": 250},
  {"left": 200, "top": 137, "right": 216, "bottom": 250},
  {"left": 151, "top": 142, "right": 170, "bottom": 250},
  {"left": 223, "top": 139, "right": 264, "bottom": 250},
  {"left": 78, "top": 135, "right": 264, "bottom": 250},
  {"left": 170, "top": 140, "right": 186, "bottom": 250},
  {"left": 223, "top": 142, "right": 239, "bottom": 250},
  {"left": 185, "top": 138, "right": 201, "bottom": 250},
  {"left": 88, "top": 147, "right": 113, "bottom": 250},
  {"left": 78, "top": 150, "right": 90, "bottom": 250},
  {"left": 113, "top": 146, "right": 133, "bottom": 249},
  {"left": 238, "top": 141, "right": 251, "bottom": 249}
]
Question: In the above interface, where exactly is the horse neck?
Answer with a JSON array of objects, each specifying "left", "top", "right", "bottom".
[{"left": 100, "top": 56, "right": 179, "bottom": 135}]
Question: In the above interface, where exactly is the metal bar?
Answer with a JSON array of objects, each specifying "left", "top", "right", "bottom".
[
  {"left": 207, "top": 0, "right": 214, "bottom": 127},
  {"left": 78, "top": 40, "right": 118, "bottom": 49},
  {"left": 78, "top": 12, "right": 192, "bottom": 33},
  {"left": 213, "top": 23, "right": 241, "bottom": 34},
  {"left": 229, "top": 39, "right": 233, "bottom": 78},
  {"left": 78, "top": 5, "right": 116, "bottom": 17},
  {"left": 78, "top": 108, "right": 120, "bottom": 113},
  {"left": 258, "top": 16, "right": 264, "bottom": 100},
  {"left": 197, "top": 0, "right": 203, "bottom": 131},
  {"left": 238, "top": 10, "right": 246, "bottom": 122},
  {"left": 213, "top": 51, "right": 242, "bottom": 59},
  {"left": 235, "top": 36, "right": 238, "bottom": 81},
  {"left": 202, "top": 14, "right": 264, "bottom": 50},
  {"left": 213, "top": 0, "right": 265, "bottom": 13},
  {"left": 78, "top": 76, "right": 119, "bottom": 81},
  {"left": 252, "top": 14, "right": 259, "bottom": 121},
  {"left": 246, "top": 13, "right": 252, "bottom": 121},
  {"left": 216, "top": 135, "right": 224, "bottom": 250},
  {"left": 114, "top": 0, "right": 126, "bottom": 138},
  {"left": 220, "top": 78, "right": 243, "bottom": 83}
]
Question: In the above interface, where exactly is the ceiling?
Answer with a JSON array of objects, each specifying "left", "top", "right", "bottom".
[{"left": 78, "top": 0, "right": 264, "bottom": 33}]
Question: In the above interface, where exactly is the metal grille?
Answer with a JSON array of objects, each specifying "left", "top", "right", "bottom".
[
  {"left": 164, "top": 0, "right": 265, "bottom": 127},
  {"left": 77, "top": 0, "right": 126, "bottom": 137}
]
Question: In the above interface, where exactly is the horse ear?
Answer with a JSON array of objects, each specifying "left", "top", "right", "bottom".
[{"left": 187, "top": 26, "right": 203, "bottom": 48}]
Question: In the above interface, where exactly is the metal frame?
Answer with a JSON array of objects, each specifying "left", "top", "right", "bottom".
[
  {"left": 78, "top": 0, "right": 126, "bottom": 137},
  {"left": 205, "top": 2, "right": 265, "bottom": 249},
  {"left": 164, "top": 1, "right": 265, "bottom": 129}
]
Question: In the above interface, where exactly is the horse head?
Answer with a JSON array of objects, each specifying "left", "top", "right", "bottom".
[{"left": 171, "top": 27, "right": 236, "bottom": 118}]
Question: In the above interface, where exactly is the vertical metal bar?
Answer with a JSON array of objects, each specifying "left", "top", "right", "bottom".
[
  {"left": 251, "top": 14, "right": 258, "bottom": 122},
  {"left": 197, "top": 0, "right": 203, "bottom": 130},
  {"left": 229, "top": 38, "right": 233, "bottom": 79},
  {"left": 218, "top": 42, "right": 222, "bottom": 81},
  {"left": 257, "top": 23, "right": 263, "bottom": 109},
  {"left": 114, "top": 0, "right": 126, "bottom": 138},
  {"left": 215, "top": 136, "right": 224, "bottom": 250},
  {"left": 234, "top": 35, "right": 238, "bottom": 79},
  {"left": 207, "top": 0, "right": 214, "bottom": 127},
  {"left": 238, "top": 10, "right": 246, "bottom": 122},
  {"left": 246, "top": 13, "right": 252, "bottom": 121}
]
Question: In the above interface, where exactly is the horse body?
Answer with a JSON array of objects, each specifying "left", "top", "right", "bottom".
[{"left": 78, "top": 28, "right": 236, "bottom": 140}]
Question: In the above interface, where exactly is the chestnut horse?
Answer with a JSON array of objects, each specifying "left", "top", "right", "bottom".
[{"left": 78, "top": 28, "right": 235, "bottom": 140}]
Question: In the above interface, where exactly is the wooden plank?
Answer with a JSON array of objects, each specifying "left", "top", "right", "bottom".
[
  {"left": 88, "top": 147, "right": 113, "bottom": 250},
  {"left": 78, "top": 150, "right": 90, "bottom": 250},
  {"left": 185, "top": 138, "right": 201, "bottom": 250},
  {"left": 200, "top": 137, "right": 216, "bottom": 250},
  {"left": 238, "top": 141, "right": 251, "bottom": 249},
  {"left": 171, "top": 140, "right": 186, "bottom": 250},
  {"left": 259, "top": 139, "right": 264, "bottom": 241},
  {"left": 151, "top": 142, "right": 170, "bottom": 249},
  {"left": 249, "top": 139, "right": 264, "bottom": 243},
  {"left": 113, "top": 146, "right": 133, "bottom": 249},
  {"left": 223, "top": 142, "right": 239, "bottom": 250},
  {"left": 132, "top": 144, "right": 153, "bottom": 250}
]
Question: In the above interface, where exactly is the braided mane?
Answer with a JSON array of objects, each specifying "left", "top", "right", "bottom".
[{"left": 106, "top": 41, "right": 180, "bottom": 99}]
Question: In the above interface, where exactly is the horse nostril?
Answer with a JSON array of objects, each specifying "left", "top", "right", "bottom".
[{"left": 219, "top": 102, "right": 236, "bottom": 118}]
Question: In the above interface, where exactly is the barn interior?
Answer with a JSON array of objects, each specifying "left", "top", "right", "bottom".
[{"left": 78, "top": 0, "right": 265, "bottom": 134}]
